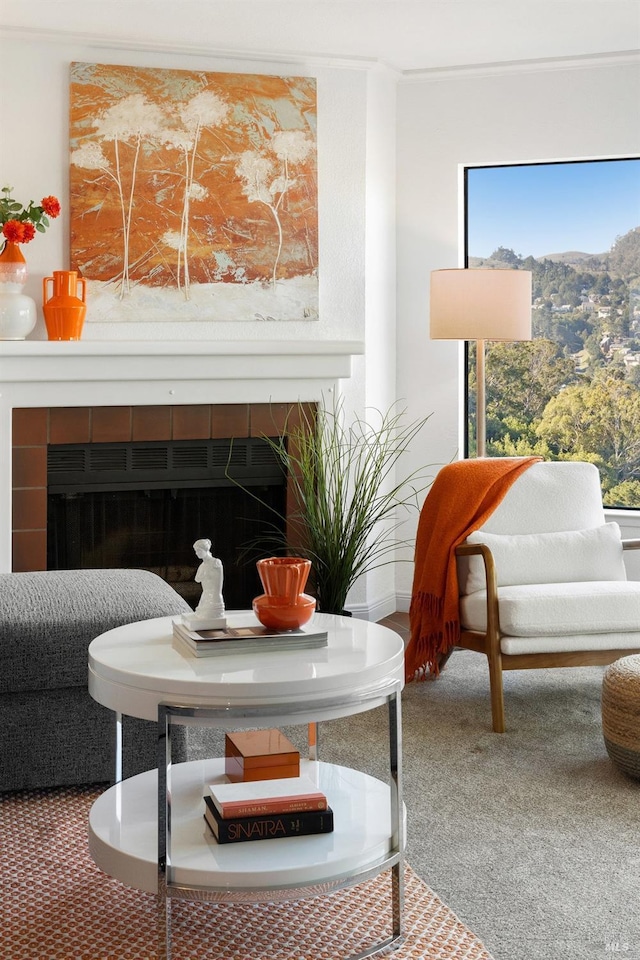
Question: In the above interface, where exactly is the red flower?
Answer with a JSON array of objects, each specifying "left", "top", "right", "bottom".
[
  {"left": 41, "top": 196, "right": 61, "bottom": 218},
  {"left": 2, "top": 220, "right": 26, "bottom": 243},
  {"left": 21, "top": 222, "right": 36, "bottom": 243}
]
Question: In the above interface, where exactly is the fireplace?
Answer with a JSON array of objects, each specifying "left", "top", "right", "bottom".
[
  {"left": 1, "top": 340, "right": 363, "bottom": 603},
  {"left": 46, "top": 436, "right": 287, "bottom": 608},
  {"left": 11, "top": 401, "right": 315, "bottom": 608}
]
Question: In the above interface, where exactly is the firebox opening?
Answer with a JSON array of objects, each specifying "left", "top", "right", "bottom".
[{"left": 46, "top": 438, "right": 287, "bottom": 609}]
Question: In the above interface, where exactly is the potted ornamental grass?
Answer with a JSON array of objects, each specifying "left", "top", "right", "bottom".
[{"left": 229, "top": 399, "right": 434, "bottom": 614}]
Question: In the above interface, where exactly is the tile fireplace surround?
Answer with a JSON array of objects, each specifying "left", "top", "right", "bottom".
[{"left": 0, "top": 340, "right": 363, "bottom": 574}]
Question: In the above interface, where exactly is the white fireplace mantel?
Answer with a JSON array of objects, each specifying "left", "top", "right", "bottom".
[
  {"left": 0, "top": 339, "right": 363, "bottom": 403},
  {"left": 0, "top": 338, "right": 364, "bottom": 571}
]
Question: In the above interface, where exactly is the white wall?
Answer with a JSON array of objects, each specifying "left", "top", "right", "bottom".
[
  {"left": 357, "top": 65, "right": 399, "bottom": 616},
  {"left": 395, "top": 58, "right": 640, "bottom": 606}
]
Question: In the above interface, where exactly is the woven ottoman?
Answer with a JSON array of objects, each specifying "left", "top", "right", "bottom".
[{"left": 602, "top": 654, "right": 640, "bottom": 780}]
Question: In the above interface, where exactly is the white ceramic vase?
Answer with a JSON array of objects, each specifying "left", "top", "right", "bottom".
[{"left": 0, "top": 242, "right": 37, "bottom": 340}]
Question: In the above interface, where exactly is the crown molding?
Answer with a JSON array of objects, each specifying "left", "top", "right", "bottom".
[
  {"left": 2, "top": 23, "right": 636, "bottom": 81},
  {"left": 0, "top": 24, "right": 400, "bottom": 75},
  {"left": 400, "top": 48, "right": 640, "bottom": 83}
]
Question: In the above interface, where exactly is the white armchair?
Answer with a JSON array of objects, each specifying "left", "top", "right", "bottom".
[{"left": 455, "top": 461, "right": 640, "bottom": 732}]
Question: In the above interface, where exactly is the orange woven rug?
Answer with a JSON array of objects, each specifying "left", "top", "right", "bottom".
[{"left": 1, "top": 786, "right": 494, "bottom": 960}]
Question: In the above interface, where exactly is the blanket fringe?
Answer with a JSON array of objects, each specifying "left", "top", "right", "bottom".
[{"left": 407, "top": 590, "right": 459, "bottom": 682}]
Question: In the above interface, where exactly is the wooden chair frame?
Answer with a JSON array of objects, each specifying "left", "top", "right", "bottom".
[{"left": 455, "top": 539, "right": 640, "bottom": 733}]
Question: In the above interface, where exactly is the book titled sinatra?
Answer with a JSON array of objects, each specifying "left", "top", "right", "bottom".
[{"left": 203, "top": 796, "right": 334, "bottom": 843}]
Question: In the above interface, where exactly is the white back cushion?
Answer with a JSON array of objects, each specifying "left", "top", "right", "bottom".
[
  {"left": 461, "top": 522, "right": 626, "bottom": 595},
  {"left": 480, "top": 461, "right": 605, "bottom": 535}
]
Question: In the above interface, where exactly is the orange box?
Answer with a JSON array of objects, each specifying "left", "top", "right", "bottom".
[{"left": 224, "top": 729, "right": 300, "bottom": 782}]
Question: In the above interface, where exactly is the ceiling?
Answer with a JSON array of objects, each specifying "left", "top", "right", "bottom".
[{"left": 2, "top": 0, "right": 640, "bottom": 73}]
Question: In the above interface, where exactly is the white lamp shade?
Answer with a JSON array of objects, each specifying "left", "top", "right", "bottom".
[{"left": 430, "top": 268, "right": 532, "bottom": 341}]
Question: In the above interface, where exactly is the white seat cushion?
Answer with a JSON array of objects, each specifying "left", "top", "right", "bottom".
[
  {"left": 463, "top": 522, "right": 626, "bottom": 594},
  {"left": 460, "top": 581, "right": 640, "bottom": 638},
  {"left": 501, "top": 632, "right": 640, "bottom": 655}
]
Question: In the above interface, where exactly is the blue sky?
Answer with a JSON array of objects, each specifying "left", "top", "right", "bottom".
[{"left": 466, "top": 158, "right": 640, "bottom": 260}]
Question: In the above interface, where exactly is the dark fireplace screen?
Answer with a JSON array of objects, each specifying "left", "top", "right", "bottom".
[{"left": 47, "top": 438, "right": 287, "bottom": 610}]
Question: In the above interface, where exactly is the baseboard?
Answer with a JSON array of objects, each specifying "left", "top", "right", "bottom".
[
  {"left": 347, "top": 591, "right": 398, "bottom": 622},
  {"left": 394, "top": 592, "right": 411, "bottom": 613}
]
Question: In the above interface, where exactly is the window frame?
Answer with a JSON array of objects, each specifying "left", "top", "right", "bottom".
[{"left": 463, "top": 156, "right": 640, "bottom": 509}]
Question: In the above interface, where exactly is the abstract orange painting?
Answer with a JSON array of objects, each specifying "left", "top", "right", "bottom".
[{"left": 69, "top": 62, "right": 318, "bottom": 322}]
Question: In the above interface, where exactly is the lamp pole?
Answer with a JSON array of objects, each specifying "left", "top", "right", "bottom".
[{"left": 476, "top": 338, "right": 486, "bottom": 457}]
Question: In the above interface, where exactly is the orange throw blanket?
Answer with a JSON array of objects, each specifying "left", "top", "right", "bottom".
[{"left": 406, "top": 457, "right": 541, "bottom": 681}]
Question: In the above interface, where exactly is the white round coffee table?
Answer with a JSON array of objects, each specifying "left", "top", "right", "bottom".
[
  {"left": 87, "top": 611, "right": 405, "bottom": 959},
  {"left": 89, "top": 610, "right": 404, "bottom": 722}
]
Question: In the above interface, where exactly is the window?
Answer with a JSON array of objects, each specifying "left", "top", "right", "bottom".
[{"left": 465, "top": 157, "right": 640, "bottom": 508}]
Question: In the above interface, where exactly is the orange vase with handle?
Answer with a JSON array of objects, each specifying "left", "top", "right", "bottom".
[
  {"left": 42, "top": 270, "right": 87, "bottom": 340},
  {"left": 253, "top": 557, "right": 316, "bottom": 630}
]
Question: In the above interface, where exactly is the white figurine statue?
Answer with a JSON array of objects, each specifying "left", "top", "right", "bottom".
[{"left": 183, "top": 537, "right": 227, "bottom": 629}]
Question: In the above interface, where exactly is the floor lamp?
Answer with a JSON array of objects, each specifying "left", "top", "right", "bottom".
[{"left": 430, "top": 268, "right": 532, "bottom": 457}]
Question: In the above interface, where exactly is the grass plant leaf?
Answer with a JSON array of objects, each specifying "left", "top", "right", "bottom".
[{"left": 227, "top": 399, "right": 435, "bottom": 613}]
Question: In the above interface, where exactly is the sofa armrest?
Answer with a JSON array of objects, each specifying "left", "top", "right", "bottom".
[
  {"left": 455, "top": 542, "right": 501, "bottom": 646},
  {"left": 456, "top": 542, "right": 498, "bottom": 587}
]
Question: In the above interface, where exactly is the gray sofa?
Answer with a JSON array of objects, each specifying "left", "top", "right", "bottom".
[{"left": 0, "top": 568, "right": 192, "bottom": 792}]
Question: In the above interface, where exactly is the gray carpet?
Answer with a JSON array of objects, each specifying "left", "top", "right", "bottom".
[
  {"left": 184, "top": 649, "right": 640, "bottom": 960},
  {"left": 317, "top": 650, "right": 640, "bottom": 960}
]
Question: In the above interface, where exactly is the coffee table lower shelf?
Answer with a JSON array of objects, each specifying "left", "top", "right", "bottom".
[{"left": 89, "top": 758, "right": 404, "bottom": 902}]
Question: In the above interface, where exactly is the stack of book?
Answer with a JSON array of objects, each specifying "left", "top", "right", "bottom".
[
  {"left": 204, "top": 775, "right": 333, "bottom": 843},
  {"left": 172, "top": 618, "right": 328, "bottom": 658}
]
